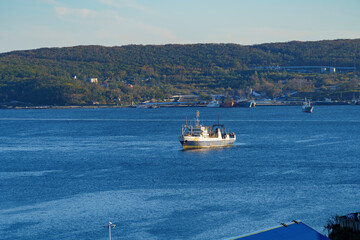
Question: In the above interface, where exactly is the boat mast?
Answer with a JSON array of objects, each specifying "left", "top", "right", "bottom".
[{"left": 196, "top": 110, "right": 200, "bottom": 127}]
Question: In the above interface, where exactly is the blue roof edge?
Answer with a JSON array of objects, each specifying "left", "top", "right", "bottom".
[{"left": 224, "top": 220, "right": 302, "bottom": 240}]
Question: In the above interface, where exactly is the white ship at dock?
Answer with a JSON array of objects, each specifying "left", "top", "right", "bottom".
[{"left": 178, "top": 111, "right": 236, "bottom": 149}]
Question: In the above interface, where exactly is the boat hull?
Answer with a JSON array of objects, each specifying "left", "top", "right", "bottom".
[
  {"left": 178, "top": 111, "right": 236, "bottom": 149},
  {"left": 179, "top": 137, "right": 236, "bottom": 149},
  {"left": 206, "top": 103, "right": 220, "bottom": 108},
  {"left": 234, "top": 101, "right": 256, "bottom": 108},
  {"left": 206, "top": 101, "right": 220, "bottom": 108},
  {"left": 302, "top": 106, "right": 313, "bottom": 113}
]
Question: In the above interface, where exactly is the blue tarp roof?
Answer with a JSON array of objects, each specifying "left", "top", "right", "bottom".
[{"left": 228, "top": 221, "right": 330, "bottom": 240}]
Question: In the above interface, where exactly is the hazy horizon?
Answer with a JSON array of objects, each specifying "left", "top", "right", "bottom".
[{"left": 1, "top": 0, "right": 360, "bottom": 53}]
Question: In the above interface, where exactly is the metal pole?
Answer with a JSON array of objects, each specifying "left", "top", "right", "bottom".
[
  {"left": 109, "top": 223, "right": 111, "bottom": 240},
  {"left": 104, "top": 221, "right": 115, "bottom": 240}
]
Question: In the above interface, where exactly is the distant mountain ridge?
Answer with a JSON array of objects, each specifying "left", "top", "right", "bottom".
[
  {"left": 2, "top": 39, "right": 359, "bottom": 66},
  {"left": 0, "top": 39, "right": 359, "bottom": 105}
]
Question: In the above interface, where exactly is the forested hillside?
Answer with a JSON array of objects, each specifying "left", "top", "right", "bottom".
[{"left": 0, "top": 39, "right": 359, "bottom": 105}]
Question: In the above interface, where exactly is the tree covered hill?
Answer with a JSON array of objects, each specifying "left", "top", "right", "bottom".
[{"left": 0, "top": 39, "right": 359, "bottom": 105}]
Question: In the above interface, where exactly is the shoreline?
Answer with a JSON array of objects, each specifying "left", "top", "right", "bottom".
[{"left": 0, "top": 101, "right": 357, "bottom": 110}]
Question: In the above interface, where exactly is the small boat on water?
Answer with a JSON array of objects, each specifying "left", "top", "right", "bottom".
[
  {"left": 206, "top": 100, "right": 220, "bottom": 108},
  {"left": 136, "top": 103, "right": 159, "bottom": 108},
  {"left": 178, "top": 111, "right": 236, "bottom": 149},
  {"left": 314, "top": 98, "right": 348, "bottom": 105},
  {"left": 136, "top": 103, "right": 150, "bottom": 108},
  {"left": 302, "top": 98, "right": 313, "bottom": 113}
]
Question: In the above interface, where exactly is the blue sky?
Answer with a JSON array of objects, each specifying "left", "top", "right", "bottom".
[{"left": 0, "top": 0, "right": 360, "bottom": 53}]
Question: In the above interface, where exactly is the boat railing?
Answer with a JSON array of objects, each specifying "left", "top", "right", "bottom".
[{"left": 182, "top": 124, "right": 202, "bottom": 136}]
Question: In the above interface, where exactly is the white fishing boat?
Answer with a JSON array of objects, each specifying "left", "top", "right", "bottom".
[
  {"left": 178, "top": 111, "right": 236, "bottom": 149},
  {"left": 206, "top": 100, "right": 220, "bottom": 108}
]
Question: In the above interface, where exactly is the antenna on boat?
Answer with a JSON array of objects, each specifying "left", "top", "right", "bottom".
[
  {"left": 196, "top": 110, "right": 200, "bottom": 127},
  {"left": 218, "top": 113, "right": 219, "bottom": 125}
]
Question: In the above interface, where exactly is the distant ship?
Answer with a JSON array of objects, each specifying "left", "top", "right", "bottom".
[
  {"left": 220, "top": 100, "right": 234, "bottom": 108},
  {"left": 315, "top": 98, "right": 348, "bottom": 105},
  {"left": 234, "top": 100, "right": 256, "bottom": 108},
  {"left": 302, "top": 98, "right": 313, "bottom": 113},
  {"left": 178, "top": 111, "right": 236, "bottom": 149},
  {"left": 136, "top": 103, "right": 159, "bottom": 108},
  {"left": 206, "top": 100, "right": 220, "bottom": 108}
]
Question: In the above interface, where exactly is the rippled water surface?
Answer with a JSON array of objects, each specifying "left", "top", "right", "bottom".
[{"left": 0, "top": 106, "right": 359, "bottom": 239}]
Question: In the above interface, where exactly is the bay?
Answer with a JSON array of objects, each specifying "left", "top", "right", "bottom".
[{"left": 0, "top": 106, "right": 359, "bottom": 239}]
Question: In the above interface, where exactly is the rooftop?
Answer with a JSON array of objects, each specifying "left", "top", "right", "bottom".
[{"left": 227, "top": 221, "right": 330, "bottom": 240}]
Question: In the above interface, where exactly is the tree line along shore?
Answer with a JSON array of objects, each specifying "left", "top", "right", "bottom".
[{"left": 0, "top": 39, "right": 359, "bottom": 107}]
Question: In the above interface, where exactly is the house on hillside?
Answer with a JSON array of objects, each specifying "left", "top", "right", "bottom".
[{"left": 86, "top": 78, "right": 98, "bottom": 84}]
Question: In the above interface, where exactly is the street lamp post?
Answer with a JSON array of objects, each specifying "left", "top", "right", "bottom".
[{"left": 105, "top": 221, "right": 116, "bottom": 240}]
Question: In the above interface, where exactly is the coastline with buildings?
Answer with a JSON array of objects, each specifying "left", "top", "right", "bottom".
[{"left": 1, "top": 96, "right": 358, "bottom": 109}]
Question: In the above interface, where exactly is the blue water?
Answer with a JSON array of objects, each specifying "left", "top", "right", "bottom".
[{"left": 0, "top": 106, "right": 359, "bottom": 240}]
